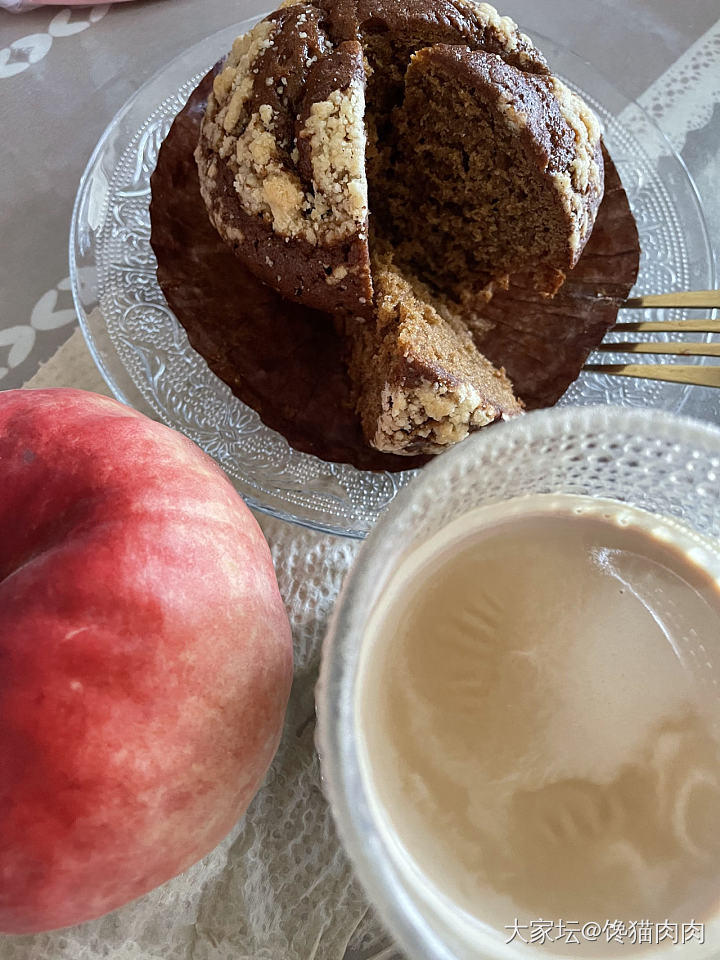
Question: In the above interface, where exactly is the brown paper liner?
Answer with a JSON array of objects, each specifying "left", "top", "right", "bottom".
[{"left": 149, "top": 71, "right": 640, "bottom": 472}]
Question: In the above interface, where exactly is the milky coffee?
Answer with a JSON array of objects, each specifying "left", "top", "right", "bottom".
[{"left": 357, "top": 495, "right": 720, "bottom": 937}]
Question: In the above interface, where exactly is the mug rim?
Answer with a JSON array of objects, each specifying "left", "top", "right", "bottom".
[{"left": 316, "top": 405, "right": 720, "bottom": 960}]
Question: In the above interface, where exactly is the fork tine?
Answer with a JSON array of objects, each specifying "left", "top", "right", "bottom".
[
  {"left": 612, "top": 318, "right": 720, "bottom": 333},
  {"left": 597, "top": 342, "right": 720, "bottom": 357},
  {"left": 583, "top": 364, "right": 720, "bottom": 388},
  {"left": 622, "top": 290, "right": 720, "bottom": 310}
]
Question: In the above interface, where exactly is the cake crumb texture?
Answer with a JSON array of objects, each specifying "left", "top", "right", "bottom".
[{"left": 343, "top": 248, "right": 523, "bottom": 455}]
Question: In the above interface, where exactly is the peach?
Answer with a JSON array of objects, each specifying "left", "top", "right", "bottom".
[{"left": 0, "top": 389, "right": 293, "bottom": 933}]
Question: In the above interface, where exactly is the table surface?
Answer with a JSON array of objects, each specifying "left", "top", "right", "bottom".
[{"left": 1, "top": 0, "right": 719, "bottom": 398}]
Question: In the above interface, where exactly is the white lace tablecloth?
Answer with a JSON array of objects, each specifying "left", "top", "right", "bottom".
[{"left": 1, "top": 2, "right": 719, "bottom": 958}]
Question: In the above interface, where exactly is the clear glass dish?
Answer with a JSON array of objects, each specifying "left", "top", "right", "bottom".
[
  {"left": 69, "top": 17, "right": 715, "bottom": 539},
  {"left": 316, "top": 404, "right": 720, "bottom": 960}
]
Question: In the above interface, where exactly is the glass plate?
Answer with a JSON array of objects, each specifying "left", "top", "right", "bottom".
[{"left": 69, "top": 17, "right": 715, "bottom": 539}]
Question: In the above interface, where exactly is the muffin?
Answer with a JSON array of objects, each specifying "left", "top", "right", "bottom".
[{"left": 195, "top": 0, "right": 606, "bottom": 456}]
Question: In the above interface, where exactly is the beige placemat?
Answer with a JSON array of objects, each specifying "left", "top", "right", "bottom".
[{"left": 24, "top": 327, "right": 112, "bottom": 396}]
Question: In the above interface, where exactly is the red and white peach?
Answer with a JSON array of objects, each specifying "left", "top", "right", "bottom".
[{"left": 0, "top": 389, "right": 293, "bottom": 933}]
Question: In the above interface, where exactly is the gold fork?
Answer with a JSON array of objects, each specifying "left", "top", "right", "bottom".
[{"left": 584, "top": 289, "right": 720, "bottom": 388}]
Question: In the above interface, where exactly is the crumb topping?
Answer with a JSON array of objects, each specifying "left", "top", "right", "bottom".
[
  {"left": 213, "top": 21, "right": 277, "bottom": 136},
  {"left": 220, "top": 82, "right": 367, "bottom": 245},
  {"left": 458, "top": 0, "right": 539, "bottom": 68},
  {"left": 299, "top": 83, "right": 369, "bottom": 242},
  {"left": 202, "top": 13, "right": 367, "bottom": 245},
  {"left": 547, "top": 76, "right": 603, "bottom": 255},
  {"left": 374, "top": 379, "right": 498, "bottom": 454}
]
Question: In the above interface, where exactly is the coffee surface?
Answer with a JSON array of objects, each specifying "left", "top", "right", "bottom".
[{"left": 357, "top": 496, "right": 720, "bottom": 935}]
